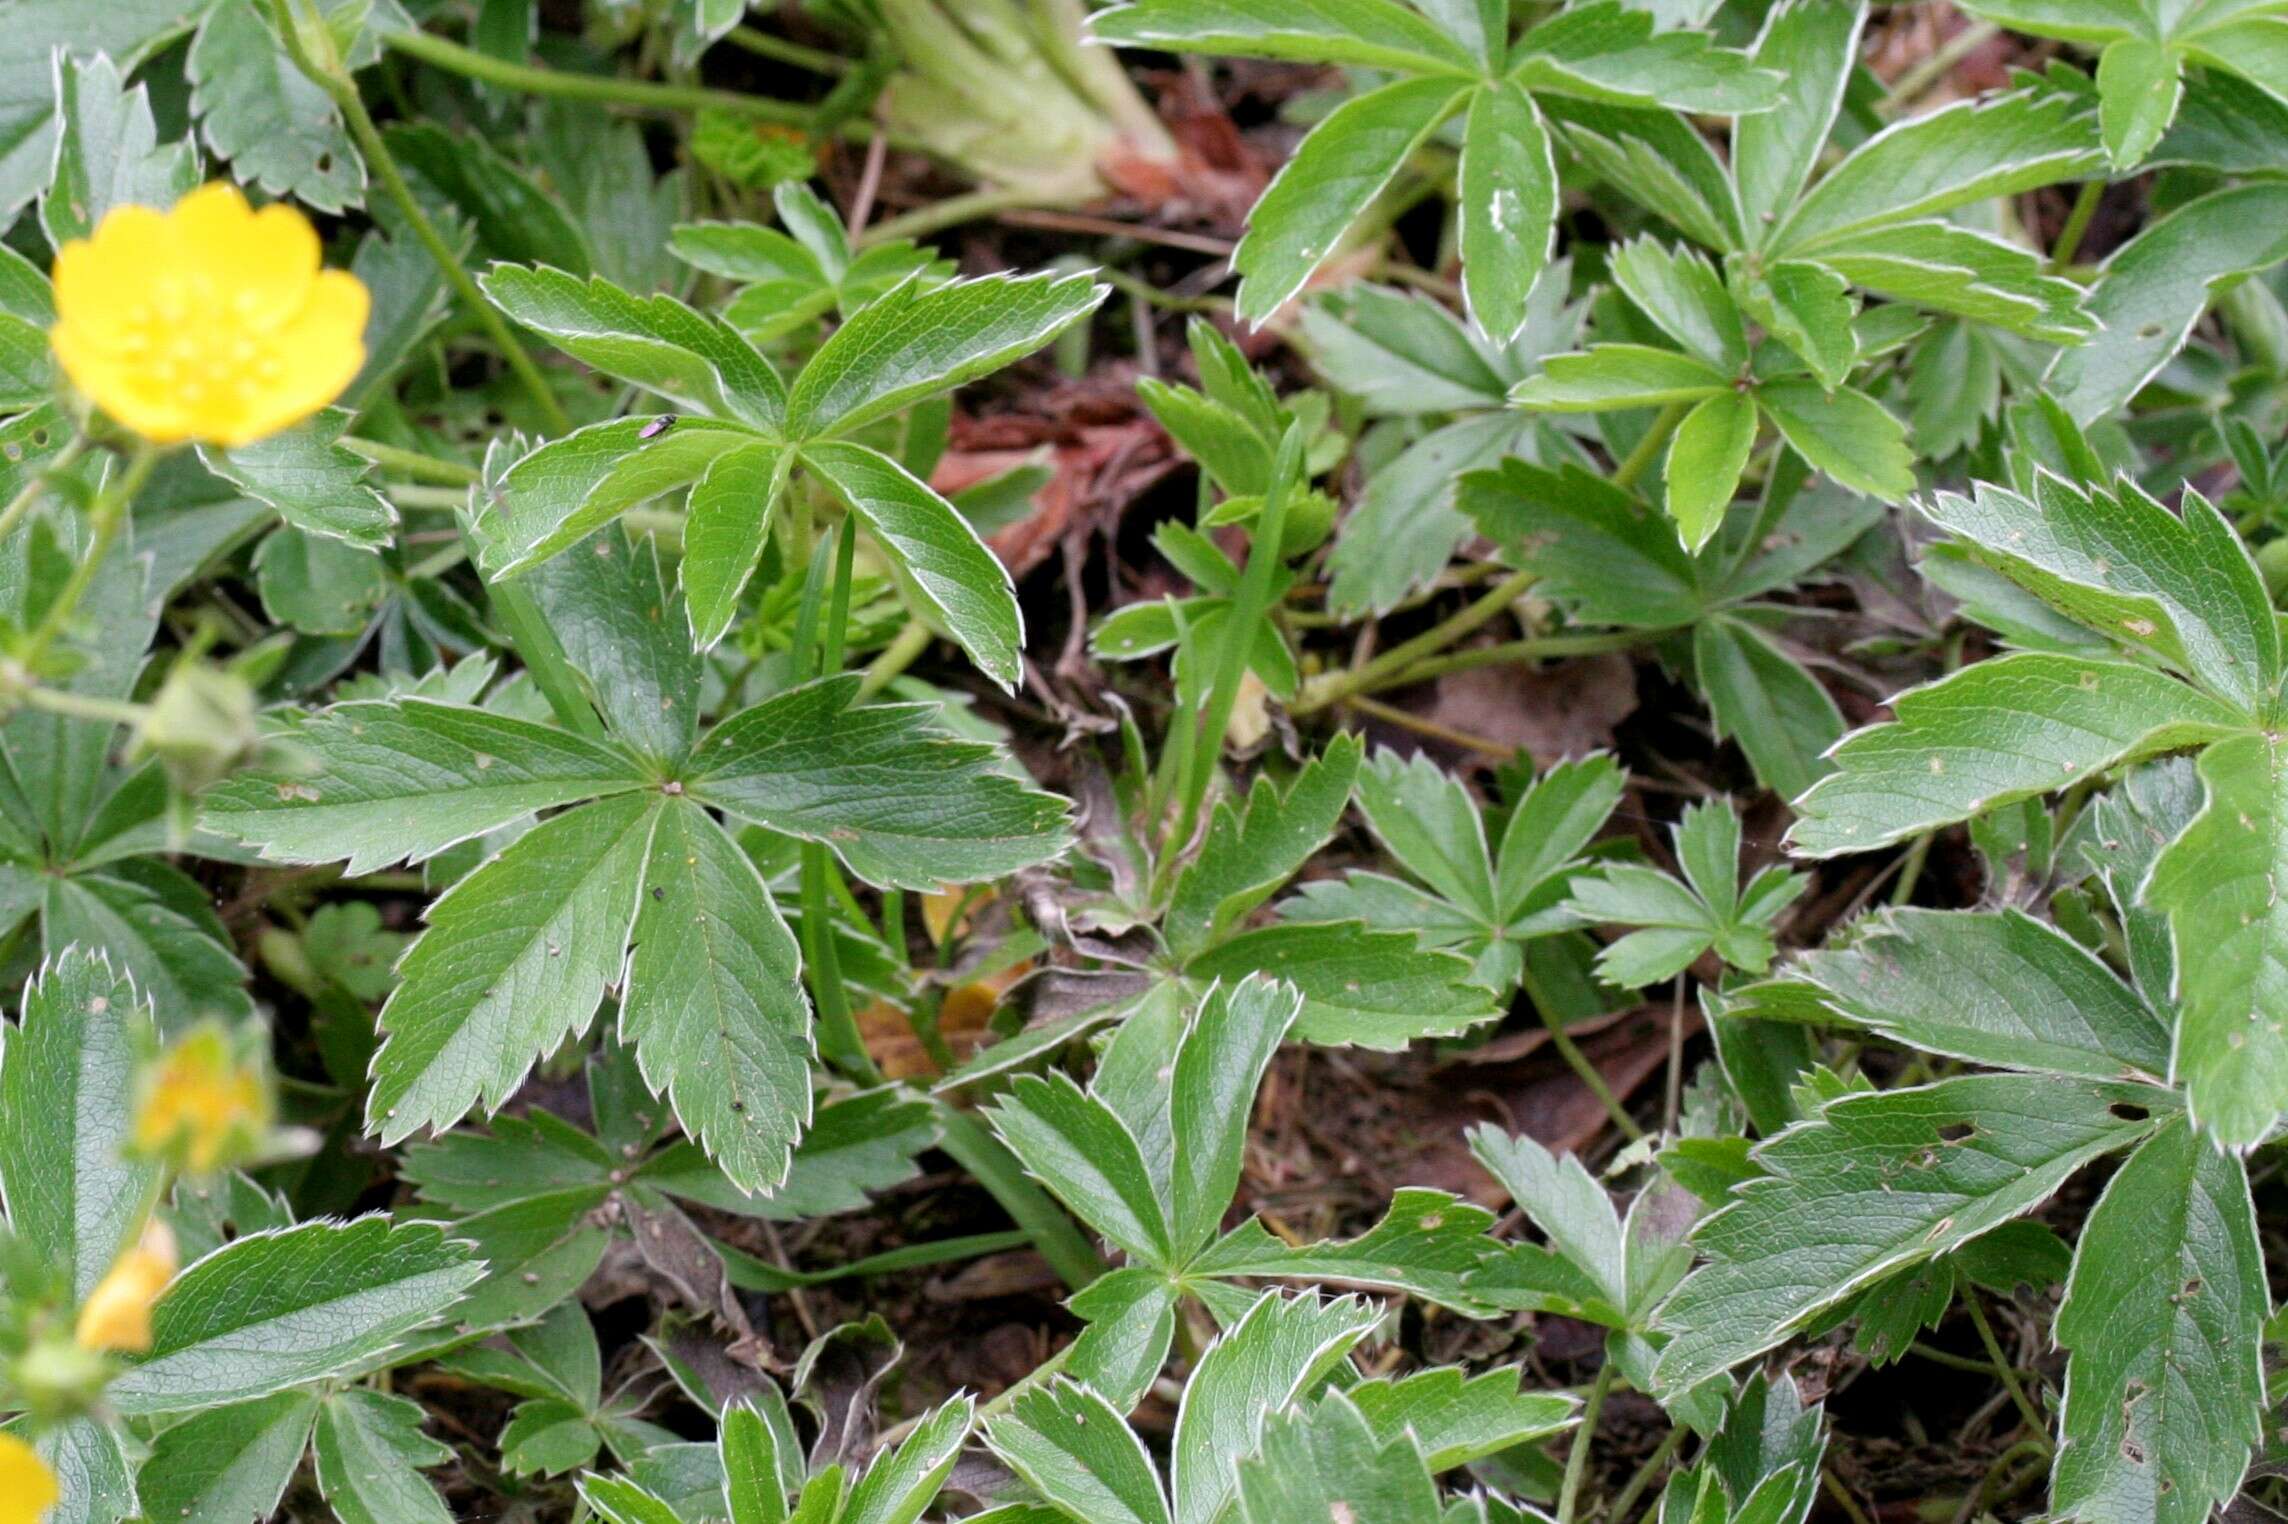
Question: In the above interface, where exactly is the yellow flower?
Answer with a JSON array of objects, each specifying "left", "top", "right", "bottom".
[
  {"left": 132, "top": 1025, "right": 272, "bottom": 1174},
  {"left": 74, "top": 1221, "right": 178, "bottom": 1355},
  {"left": 0, "top": 1431, "right": 58, "bottom": 1524},
  {"left": 50, "top": 182, "right": 369, "bottom": 448}
]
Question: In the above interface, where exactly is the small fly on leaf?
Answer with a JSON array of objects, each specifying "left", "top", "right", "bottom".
[{"left": 639, "top": 415, "right": 677, "bottom": 440}]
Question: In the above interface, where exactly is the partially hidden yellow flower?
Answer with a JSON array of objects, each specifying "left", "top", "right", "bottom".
[
  {"left": 50, "top": 182, "right": 369, "bottom": 448},
  {"left": 0, "top": 1430, "right": 59, "bottom": 1524},
  {"left": 131, "top": 1025, "right": 273, "bottom": 1174},
  {"left": 74, "top": 1221, "right": 179, "bottom": 1356}
]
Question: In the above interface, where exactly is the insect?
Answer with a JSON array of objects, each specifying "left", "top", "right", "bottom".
[{"left": 638, "top": 414, "right": 677, "bottom": 440}]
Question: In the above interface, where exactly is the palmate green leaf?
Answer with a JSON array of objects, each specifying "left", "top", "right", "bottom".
[
  {"left": 2051, "top": 1117, "right": 2267, "bottom": 1524},
  {"left": 1513, "top": 3, "right": 1783, "bottom": 114},
  {"left": 2046, "top": 183, "right": 2288, "bottom": 426},
  {"left": 1353, "top": 750, "right": 1500, "bottom": 921},
  {"left": 1231, "top": 76, "right": 1468, "bottom": 324},
  {"left": 1471, "top": 1127, "right": 1624, "bottom": 1305},
  {"left": 1512, "top": 345, "right": 1729, "bottom": 410},
  {"left": 1667, "top": 392, "right": 1758, "bottom": 552},
  {"left": 40, "top": 860, "right": 255, "bottom": 1029},
  {"left": 1542, "top": 97, "right": 1745, "bottom": 254},
  {"left": 1171, "top": 1291, "right": 1385, "bottom": 1524},
  {"left": 1753, "top": 379, "right": 1913, "bottom": 503},
  {"left": 254, "top": 527, "right": 388, "bottom": 636},
  {"left": 314, "top": 1389, "right": 456, "bottom": 1524},
  {"left": 1609, "top": 240, "right": 1746, "bottom": 373},
  {"left": 1457, "top": 81, "right": 1555, "bottom": 342},
  {"left": 1166, "top": 734, "right": 1362, "bottom": 960},
  {"left": 40, "top": 50, "right": 197, "bottom": 248},
  {"left": 109, "top": 1217, "right": 484, "bottom": 1414},
  {"left": 1461, "top": 459, "right": 1700, "bottom": 629},
  {"left": 1091, "top": 0, "right": 1482, "bottom": 75},
  {"left": 1342, "top": 1365, "right": 1576, "bottom": 1472},
  {"left": 32, "top": 1418, "right": 136, "bottom": 1524},
  {"left": 1738, "top": 263, "right": 1857, "bottom": 391},
  {"left": 1920, "top": 475, "right": 2280, "bottom": 712},
  {"left": 802, "top": 441, "right": 1024, "bottom": 689},
  {"left": 136, "top": 1389, "right": 320, "bottom": 1524},
  {"left": 843, "top": 1394, "right": 973, "bottom": 1524},
  {"left": 1064, "top": 1269, "right": 1182, "bottom": 1411},
  {"left": 187, "top": 0, "right": 361, "bottom": 212},
  {"left": 479, "top": 416, "right": 759, "bottom": 580},
  {"left": 1189, "top": 921, "right": 1501, "bottom": 1047},
  {"left": 2145, "top": 732, "right": 2288, "bottom": 1148},
  {"left": 0, "top": 311, "right": 53, "bottom": 410},
  {"left": 986, "top": 1071, "right": 1172, "bottom": 1266},
  {"left": 688, "top": 676, "right": 1070, "bottom": 890},
  {"left": 1650, "top": 1074, "right": 2160, "bottom": 1397},
  {"left": 1190, "top": 1188, "right": 1507, "bottom": 1314},
  {"left": 1769, "top": 85, "right": 2102, "bottom": 255},
  {"left": 367, "top": 793, "right": 658, "bottom": 1144},
  {"left": 202, "top": 698, "right": 647, "bottom": 875},
  {"left": 684, "top": 442, "right": 788, "bottom": 651},
  {"left": 784, "top": 270, "right": 1107, "bottom": 441},
  {"left": 650, "top": 1089, "right": 936, "bottom": 1222},
  {"left": 1783, "top": 908, "right": 2172, "bottom": 1081},
  {"left": 1237, "top": 1396, "right": 1442, "bottom": 1524},
  {"left": 1813, "top": 222, "right": 2096, "bottom": 343},
  {"left": 1693, "top": 615, "right": 1842, "bottom": 802},
  {"left": 200, "top": 406, "right": 396, "bottom": 551},
  {"left": 1300, "top": 283, "right": 1520, "bottom": 415},
  {"left": 989, "top": 1381, "right": 1171, "bottom": 1524},
  {"left": 0, "top": 949, "right": 159, "bottom": 1299},
  {"left": 523, "top": 526, "right": 705, "bottom": 764},
  {"left": 1170, "top": 976, "right": 1304, "bottom": 1259},
  {"left": 1786, "top": 653, "right": 2247, "bottom": 858},
  {"left": 482, "top": 264, "right": 785, "bottom": 428},
  {"left": 623, "top": 796, "right": 812, "bottom": 1197},
  {"left": 1736, "top": 1, "right": 1865, "bottom": 236},
  {"left": 2098, "top": 35, "right": 2185, "bottom": 167}
]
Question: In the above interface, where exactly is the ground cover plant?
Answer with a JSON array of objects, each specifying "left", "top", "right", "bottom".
[{"left": 3, "top": 0, "right": 2288, "bottom": 1520}]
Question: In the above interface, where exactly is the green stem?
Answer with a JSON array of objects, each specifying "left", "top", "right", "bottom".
[
  {"left": 1556, "top": 1360, "right": 1617, "bottom": 1524},
  {"left": 1358, "top": 627, "right": 1654, "bottom": 695},
  {"left": 272, "top": 2, "right": 572, "bottom": 434},
  {"left": 1165, "top": 424, "right": 1304, "bottom": 865},
  {"left": 2050, "top": 177, "right": 2105, "bottom": 275},
  {"left": 726, "top": 24, "right": 851, "bottom": 75},
  {"left": 6, "top": 686, "right": 149, "bottom": 727},
  {"left": 802, "top": 843, "right": 877, "bottom": 1081},
  {"left": 931, "top": 1102, "right": 1106, "bottom": 1293},
  {"left": 342, "top": 436, "right": 480, "bottom": 485},
  {"left": 1880, "top": 20, "right": 2001, "bottom": 113},
  {"left": 856, "top": 618, "right": 932, "bottom": 701},
  {"left": 1293, "top": 569, "right": 1539, "bottom": 715},
  {"left": 0, "top": 431, "right": 88, "bottom": 544},
  {"left": 1964, "top": 1290, "right": 2051, "bottom": 1447},
  {"left": 857, "top": 185, "right": 1074, "bottom": 248},
  {"left": 383, "top": 27, "right": 814, "bottom": 123},
  {"left": 1605, "top": 1421, "right": 1686, "bottom": 1524},
  {"left": 482, "top": 569, "right": 612, "bottom": 742},
  {"left": 1295, "top": 403, "right": 1685, "bottom": 716},
  {"left": 1548, "top": 1017, "right": 1646, "bottom": 1143},
  {"left": 1612, "top": 401, "right": 1690, "bottom": 493},
  {"left": 16, "top": 443, "right": 160, "bottom": 674}
]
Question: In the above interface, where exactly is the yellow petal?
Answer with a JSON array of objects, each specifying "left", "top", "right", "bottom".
[
  {"left": 75, "top": 1221, "right": 178, "bottom": 1354},
  {"left": 50, "top": 203, "right": 169, "bottom": 349},
  {"left": 49, "top": 331, "right": 196, "bottom": 445},
  {"left": 223, "top": 270, "right": 369, "bottom": 446},
  {"left": 0, "top": 1432, "right": 58, "bottom": 1524}
]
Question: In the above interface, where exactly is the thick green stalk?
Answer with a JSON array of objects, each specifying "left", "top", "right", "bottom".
[
  {"left": 16, "top": 443, "right": 160, "bottom": 675},
  {"left": 382, "top": 27, "right": 813, "bottom": 123},
  {"left": 0, "top": 431, "right": 88, "bottom": 544},
  {"left": 1556, "top": 1359, "right": 1617, "bottom": 1524},
  {"left": 272, "top": 0, "right": 571, "bottom": 434},
  {"left": 1165, "top": 423, "right": 1306, "bottom": 861},
  {"left": 932, "top": 1103, "right": 1107, "bottom": 1292}
]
